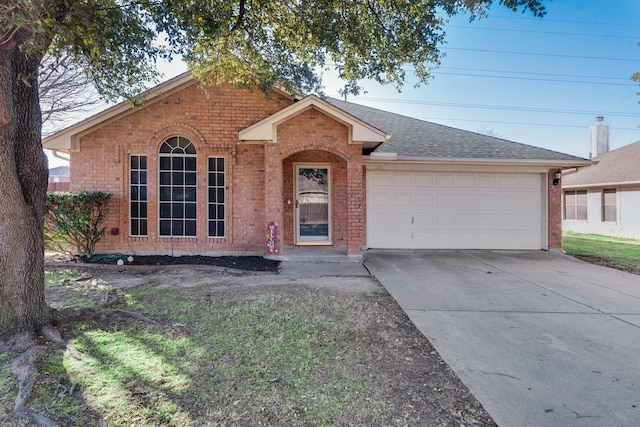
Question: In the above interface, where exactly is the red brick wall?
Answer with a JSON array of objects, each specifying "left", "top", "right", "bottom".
[
  {"left": 70, "top": 82, "right": 293, "bottom": 255},
  {"left": 265, "top": 108, "right": 365, "bottom": 255},
  {"left": 47, "top": 182, "right": 70, "bottom": 192},
  {"left": 548, "top": 168, "right": 563, "bottom": 249}
]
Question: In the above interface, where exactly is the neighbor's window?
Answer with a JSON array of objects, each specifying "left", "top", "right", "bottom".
[
  {"left": 602, "top": 189, "right": 616, "bottom": 222},
  {"left": 158, "top": 136, "right": 197, "bottom": 237},
  {"left": 564, "top": 190, "right": 587, "bottom": 220},
  {"left": 130, "top": 155, "right": 148, "bottom": 236},
  {"left": 207, "top": 157, "right": 225, "bottom": 238}
]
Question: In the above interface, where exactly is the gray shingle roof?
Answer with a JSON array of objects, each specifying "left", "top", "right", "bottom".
[
  {"left": 563, "top": 140, "right": 640, "bottom": 186},
  {"left": 325, "top": 97, "right": 587, "bottom": 162}
]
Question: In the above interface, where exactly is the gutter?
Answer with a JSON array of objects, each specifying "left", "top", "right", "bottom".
[
  {"left": 563, "top": 180, "right": 640, "bottom": 189},
  {"left": 365, "top": 153, "right": 593, "bottom": 169}
]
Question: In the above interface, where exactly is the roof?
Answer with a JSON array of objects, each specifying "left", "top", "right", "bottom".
[
  {"left": 49, "top": 165, "right": 70, "bottom": 176},
  {"left": 42, "top": 71, "right": 590, "bottom": 168},
  {"left": 563, "top": 140, "right": 640, "bottom": 188},
  {"left": 326, "top": 97, "right": 589, "bottom": 166}
]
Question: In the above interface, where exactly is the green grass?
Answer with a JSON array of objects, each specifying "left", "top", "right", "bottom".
[
  {"left": 563, "top": 232, "right": 640, "bottom": 274},
  {"left": 56, "top": 285, "right": 394, "bottom": 426}
]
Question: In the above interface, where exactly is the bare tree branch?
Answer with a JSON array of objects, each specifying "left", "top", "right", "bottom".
[{"left": 39, "top": 54, "right": 103, "bottom": 135}]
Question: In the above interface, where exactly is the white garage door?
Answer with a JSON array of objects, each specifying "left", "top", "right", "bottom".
[{"left": 367, "top": 170, "right": 543, "bottom": 249}]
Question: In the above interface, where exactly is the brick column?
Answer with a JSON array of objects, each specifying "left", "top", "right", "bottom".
[
  {"left": 346, "top": 161, "right": 365, "bottom": 255},
  {"left": 264, "top": 144, "right": 284, "bottom": 255},
  {"left": 547, "top": 169, "right": 563, "bottom": 249}
]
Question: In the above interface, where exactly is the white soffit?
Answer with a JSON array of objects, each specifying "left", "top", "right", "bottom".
[{"left": 239, "top": 95, "right": 389, "bottom": 144}]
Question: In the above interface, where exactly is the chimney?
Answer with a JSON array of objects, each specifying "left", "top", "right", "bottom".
[{"left": 589, "top": 116, "right": 609, "bottom": 158}]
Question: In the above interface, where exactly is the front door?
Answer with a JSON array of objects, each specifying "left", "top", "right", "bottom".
[{"left": 295, "top": 164, "right": 332, "bottom": 244}]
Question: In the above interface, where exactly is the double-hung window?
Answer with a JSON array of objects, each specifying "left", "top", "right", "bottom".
[
  {"left": 564, "top": 190, "right": 587, "bottom": 220},
  {"left": 602, "top": 189, "right": 616, "bottom": 222}
]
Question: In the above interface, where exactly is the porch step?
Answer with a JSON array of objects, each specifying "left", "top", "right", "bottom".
[{"left": 268, "top": 246, "right": 362, "bottom": 263}]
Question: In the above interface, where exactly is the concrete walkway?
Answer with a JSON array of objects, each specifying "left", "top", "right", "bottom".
[{"left": 364, "top": 250, "right": 640, "bottom": 427}]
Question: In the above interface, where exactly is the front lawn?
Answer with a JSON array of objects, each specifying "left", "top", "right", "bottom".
[
  {"left": 0, "top": 268, "right": 495, "bottom": 427},
  {"left": 563, "top": 232, "right": 640, "bottom": 274}
]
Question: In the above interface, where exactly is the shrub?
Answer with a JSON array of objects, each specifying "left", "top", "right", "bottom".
[{"left": 45, "top": 191, "right": 112, "bottom": 258}]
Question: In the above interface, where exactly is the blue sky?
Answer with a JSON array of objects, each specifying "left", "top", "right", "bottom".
[
  {"left": 47, "top": 0, "right": 640, "bottom": 166},
  {"left": 320, "top": 0, "right": 640, "bottom": 159}
]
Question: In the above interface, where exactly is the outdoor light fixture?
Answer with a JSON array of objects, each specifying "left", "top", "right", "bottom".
[{"left": 553, "top": 171, "right": 562, "bottom": 186}]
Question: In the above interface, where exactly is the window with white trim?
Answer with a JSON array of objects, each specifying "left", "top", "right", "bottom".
[
  {"left": 130, "top": 155, "right": 148, "bottom": 236},
  {"left": 158, "top": 137, "right": 197, "bottom": 237},
  {"left": 602, "top": 189, "right": 616, "bottom": 222},
  {"left": 208, "top": 157, "right": 225, "bottom": 237},
  {"left": 564, "top": 190, "right": 587, "bottom": 220}
]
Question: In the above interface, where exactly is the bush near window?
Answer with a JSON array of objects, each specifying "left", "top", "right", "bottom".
[{"left": 45, "top": 191, "right": 112, "bottom": 258}]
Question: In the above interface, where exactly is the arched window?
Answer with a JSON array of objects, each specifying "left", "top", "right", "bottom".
[{"left": 158, "top": 136, "right": 197, "bottom": 237}]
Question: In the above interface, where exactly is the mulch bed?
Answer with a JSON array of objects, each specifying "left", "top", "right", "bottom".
[{"left": 76, "top": 254, "right": 280, "bottom": 272}]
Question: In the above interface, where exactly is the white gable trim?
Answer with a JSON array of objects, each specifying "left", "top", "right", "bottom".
[
  {"left": 239, "top": 95, "right": 389, "bottom": 145},
  {"left": 43, "top": 72, "right": 299, "bottom": 152}
]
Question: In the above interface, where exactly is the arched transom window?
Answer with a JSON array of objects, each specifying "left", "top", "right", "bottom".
[{"left": 158, "top": 136, "right": 197, "bottom": 237}]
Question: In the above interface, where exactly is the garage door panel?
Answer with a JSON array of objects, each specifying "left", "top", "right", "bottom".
[
  {"left": 369, "top": 173, "right": 392, "bottom": 186},
  {"left": 393, "top": 192, "right": 413, "bottom": 208},
  {"left": 518, "top": 175, "right": 541, "bottom": 189},
  {"left": 436, "top": 193, "right": 456, "bottom": 208},
  {"left": 393, "top": 174, "right": 413, "bottom": 186},
  {"left": 456, "top": 193, "right": 477, "bottom": 209},
  {"left": 414, "top": 194, "right": 434, "bottom": 208},
  {"left": 436, "top": 174, "right": 455, "bottom": 187},
  {"left": 367, "top": 171, "right": 543, "bottom": 249},
  {"left": 456, "top": 175, "right": 476, "bottom": 187},
  {"left": 414, "top": 175, "right": 434, "bottom": 187},
  {"left": 477, "top": 175, "right": 497, "bottom": 188},
  {"left": 413, "top": 212, "right": 435, "bottom": 226},
  {"left": 370, "top": 191, "right": 392, "bottom": 208},
  {"left": 498, "top": 175, "right": 519, "bottom": 189}
]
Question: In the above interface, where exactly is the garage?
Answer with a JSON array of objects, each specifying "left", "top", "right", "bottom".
[{"left": 367, "top": 169, "right": 544, "bottom": 249}]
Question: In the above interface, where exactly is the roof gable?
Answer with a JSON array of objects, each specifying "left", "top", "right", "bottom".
[
  {"left": 563, "top": 140, "right": 640, "bottom": 187},
  {"left": 238, "top": 95, "right": 389, "bottom": 147},
  {"left": 43, "top": 71, "right": 298, "bottom": 152}
]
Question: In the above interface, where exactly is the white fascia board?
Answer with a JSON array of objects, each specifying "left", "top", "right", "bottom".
[
  {"left": 563, "top": 181, "right": 640, "bottom": 189},
  {"left": 365, "top": 155, "right": 592, "bottom": 168},
  {"left": 239, "top": 95, "right": 388, "bottom": 144},
  {"left": 369, "top": 152, "right": 398, "bottom": 159}
]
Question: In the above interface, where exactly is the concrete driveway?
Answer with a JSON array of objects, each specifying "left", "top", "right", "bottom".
[{"left": 364, "top": 250, "right": 640, "bottom": 427}]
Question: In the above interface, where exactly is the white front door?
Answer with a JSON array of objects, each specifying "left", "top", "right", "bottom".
[{"left": 295, "top": 164, "right": 332, "bottom": 244}]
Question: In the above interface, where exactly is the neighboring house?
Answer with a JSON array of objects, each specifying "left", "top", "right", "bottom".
[
  {"left": 563, "top": 119, "right": 640, "bottom": 239},
  {"left": 43, "top": 72, "right": 589, "bottom": 257},
  {"left": 48, "top": 165, "right": 70, "bottom": 192}
]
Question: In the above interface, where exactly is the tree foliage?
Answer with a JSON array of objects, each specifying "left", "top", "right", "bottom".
[
  {"left": 2, "top": 0, "right": 545, "bottom": 101},
  {"left": 44, "top": 191, "right": 112, "bottom": 258},
  {"left": 1, "top": 0, "right": 546, "bottom": 343}
]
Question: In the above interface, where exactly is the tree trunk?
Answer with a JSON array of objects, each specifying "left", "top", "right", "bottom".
[{"left": 0, "top": 42, "right": 50, "bottom": 340}]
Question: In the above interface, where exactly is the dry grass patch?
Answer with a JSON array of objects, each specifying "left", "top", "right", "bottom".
[{"left": 1, "top": 268, "right": 495, "bottom": 426}]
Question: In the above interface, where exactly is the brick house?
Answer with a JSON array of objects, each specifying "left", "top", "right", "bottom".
[{"left": 43, "top": 72, "right": 590, "bottom": 258}]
